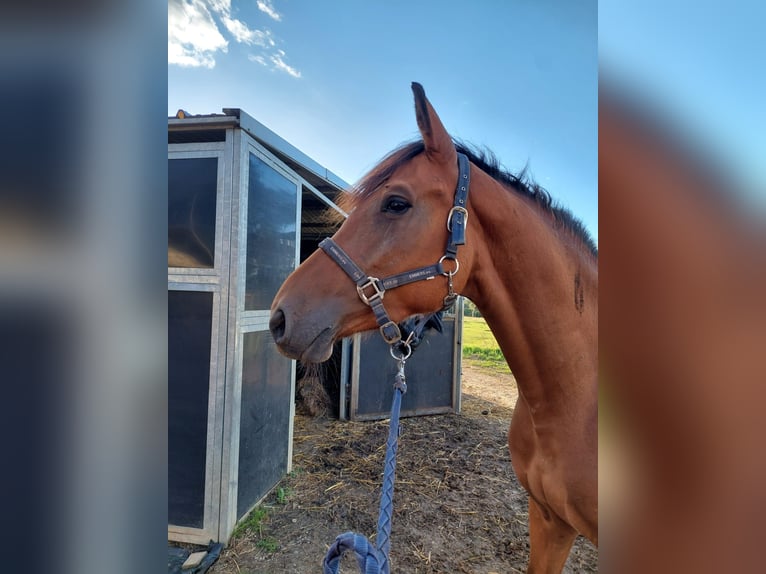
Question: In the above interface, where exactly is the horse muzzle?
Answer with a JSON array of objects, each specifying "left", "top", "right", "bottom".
[{"left": 269, "top": 304, "right": 337, "bottom": 363}]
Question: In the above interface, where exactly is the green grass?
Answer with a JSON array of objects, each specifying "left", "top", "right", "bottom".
[
  {"left": 230, "top": 477, "right": 296, "bottom": 550},
  {"left": 256, "top": 537, "right": 279, "bottom": 553},
  {"left": 230, "top": 506, "right": 280, "bottom": 553},
  {"left": 231, "top": 506, "right": 269, "bottom": 540},
  {"left": 275, "top": 486, "right": 291, "bottom": 505},
  {"left": 462, "top": 316, "right": 511, "bottom": 374}
]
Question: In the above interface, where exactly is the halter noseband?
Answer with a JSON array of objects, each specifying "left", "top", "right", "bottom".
[{"left": 319, "top": 152, "right": 471, "bottom": 346}]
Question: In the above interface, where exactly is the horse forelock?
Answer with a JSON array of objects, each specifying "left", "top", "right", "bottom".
[{"left": 334, "top": 139, "right": 597, "bottom": 260}]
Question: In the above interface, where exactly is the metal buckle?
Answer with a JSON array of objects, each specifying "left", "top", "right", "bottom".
[
  {"left": 446, "top": 206, "right": 468, "bottom": 232},
  {"left": 356, "top": 277, "right": 385, "bottom": 305},
  {"left": 379, "top": 321, "right": 402, "bottom": 344}
]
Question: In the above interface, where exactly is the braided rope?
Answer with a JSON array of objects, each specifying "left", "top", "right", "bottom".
[
  {"left": 323, "top": 532, "right": 382, "bottom": 574},
  {"left": 322, "top": 370, "right": 407, "bottom": 574}
]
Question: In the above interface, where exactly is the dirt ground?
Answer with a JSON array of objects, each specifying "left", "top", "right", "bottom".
[{"left": 210, "top": 365, "right": 597, "bottom": 573}]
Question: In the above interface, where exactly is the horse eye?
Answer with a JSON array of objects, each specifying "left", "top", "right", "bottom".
[{"left": 382, "top": 196, "right": 412, "bottom": 214}]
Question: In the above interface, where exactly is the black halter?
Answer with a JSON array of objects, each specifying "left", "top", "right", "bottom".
[{"left": 319, "top": 152, "right": 471, "bottom": 346}]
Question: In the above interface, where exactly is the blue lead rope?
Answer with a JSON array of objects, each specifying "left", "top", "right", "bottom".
[{"left": 323, "top": 364, "right": 408, "bottom": 574}]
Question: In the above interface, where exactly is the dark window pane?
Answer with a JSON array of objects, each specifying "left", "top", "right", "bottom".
[
  {"left": 245, "top": 154, "right": 297, "bottom": 310},
  {"left": 0, "top": 72, "right": 79, "bottom": 241},
  {"left": 168, "top": 157, "right": 218, "bottom": 268},
  {"left": 354, "top": 320, "right": 456, "bottom": 419},
  {"left": 168, "top": 290, "right": 213, "bottom": 528},
  {"left": 0, "top": 303, "right": 68, "bottom": 574},
  {"left": 237, "top": 331, "right": 293, "bottom": 518}
]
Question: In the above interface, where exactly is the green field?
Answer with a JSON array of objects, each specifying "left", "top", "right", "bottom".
[{"left": 462, "top": 316, "right": 511, "bottom": 374}]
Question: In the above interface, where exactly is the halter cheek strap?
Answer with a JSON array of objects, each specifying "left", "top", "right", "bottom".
[
  {"left": 319, "top": 152, "right": 471, "bottom": 346},
  {"left": 446, "top": 152, "right": 470, "bottom": 256}
]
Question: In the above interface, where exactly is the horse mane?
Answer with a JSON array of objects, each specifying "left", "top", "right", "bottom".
[{"left": 340, "top": 140, "right": 598, "bottom": 259}]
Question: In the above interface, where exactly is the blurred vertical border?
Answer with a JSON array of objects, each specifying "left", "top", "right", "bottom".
[
  {"left": 0, "top": 1, "right": 167, "bottom": 573},
  {"left": 599, "top": 1, "right": 765, "bottom": 572}
]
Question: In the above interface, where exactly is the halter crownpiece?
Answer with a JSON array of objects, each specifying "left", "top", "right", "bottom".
[{"left": 319, "top": 152, "right": 471, "bottom": 346}]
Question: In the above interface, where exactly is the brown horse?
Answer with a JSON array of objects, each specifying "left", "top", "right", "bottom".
[{"left": 270, "top": 83, "right": 598, "bottom": 572}]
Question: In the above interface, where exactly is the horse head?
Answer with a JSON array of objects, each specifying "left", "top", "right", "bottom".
[{"left": 269, "top": 83, "right": 474, "bottom": 362}]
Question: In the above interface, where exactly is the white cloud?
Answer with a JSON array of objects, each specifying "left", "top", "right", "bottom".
[
  {"left": 221, "top": 15, "right": 255, "bottom": 43},
  {"left": 168, "top": 0, "right": 228, "bottom": 68},
  {"left": 221, "top": 16, "right": 275, "bottom": 47},
  {"left": 256, "top": 0, "right": 282, "bottom": 21},
  {"left": 270, "top": 50, "right": 301, "bottom": 78},
  {"left": 207, "top": 0, "right": 230, "bottom": 13},
  {"left": 248, "top": 50, "right": 300, "bottom": 78},
  {"left": 168, "top": 0, "right": 299, "bottom": 78}
]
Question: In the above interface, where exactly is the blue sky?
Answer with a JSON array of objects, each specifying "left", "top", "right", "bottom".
[{"left": 169, "top": 0, "right": 598, "bottom": 243}]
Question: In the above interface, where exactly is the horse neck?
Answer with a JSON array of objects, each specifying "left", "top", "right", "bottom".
[{"left": 461, "top": 170, "right": 598, "bottom": 416}]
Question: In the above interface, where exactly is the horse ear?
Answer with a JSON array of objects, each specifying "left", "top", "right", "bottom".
[{"left": 412, "top": 82, "right": 457, "bottom": 166}]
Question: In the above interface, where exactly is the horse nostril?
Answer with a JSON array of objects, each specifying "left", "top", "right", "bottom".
[{"left": 269, "top": 308, "right": 286, "bottom": 342}]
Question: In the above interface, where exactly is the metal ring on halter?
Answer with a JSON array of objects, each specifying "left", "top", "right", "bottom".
[
  {"left": 438, "top": 255, "right": 460, "bottom": 277},
  {"left": 390, "top": 341, "right": 412, "bottom": 361}
]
